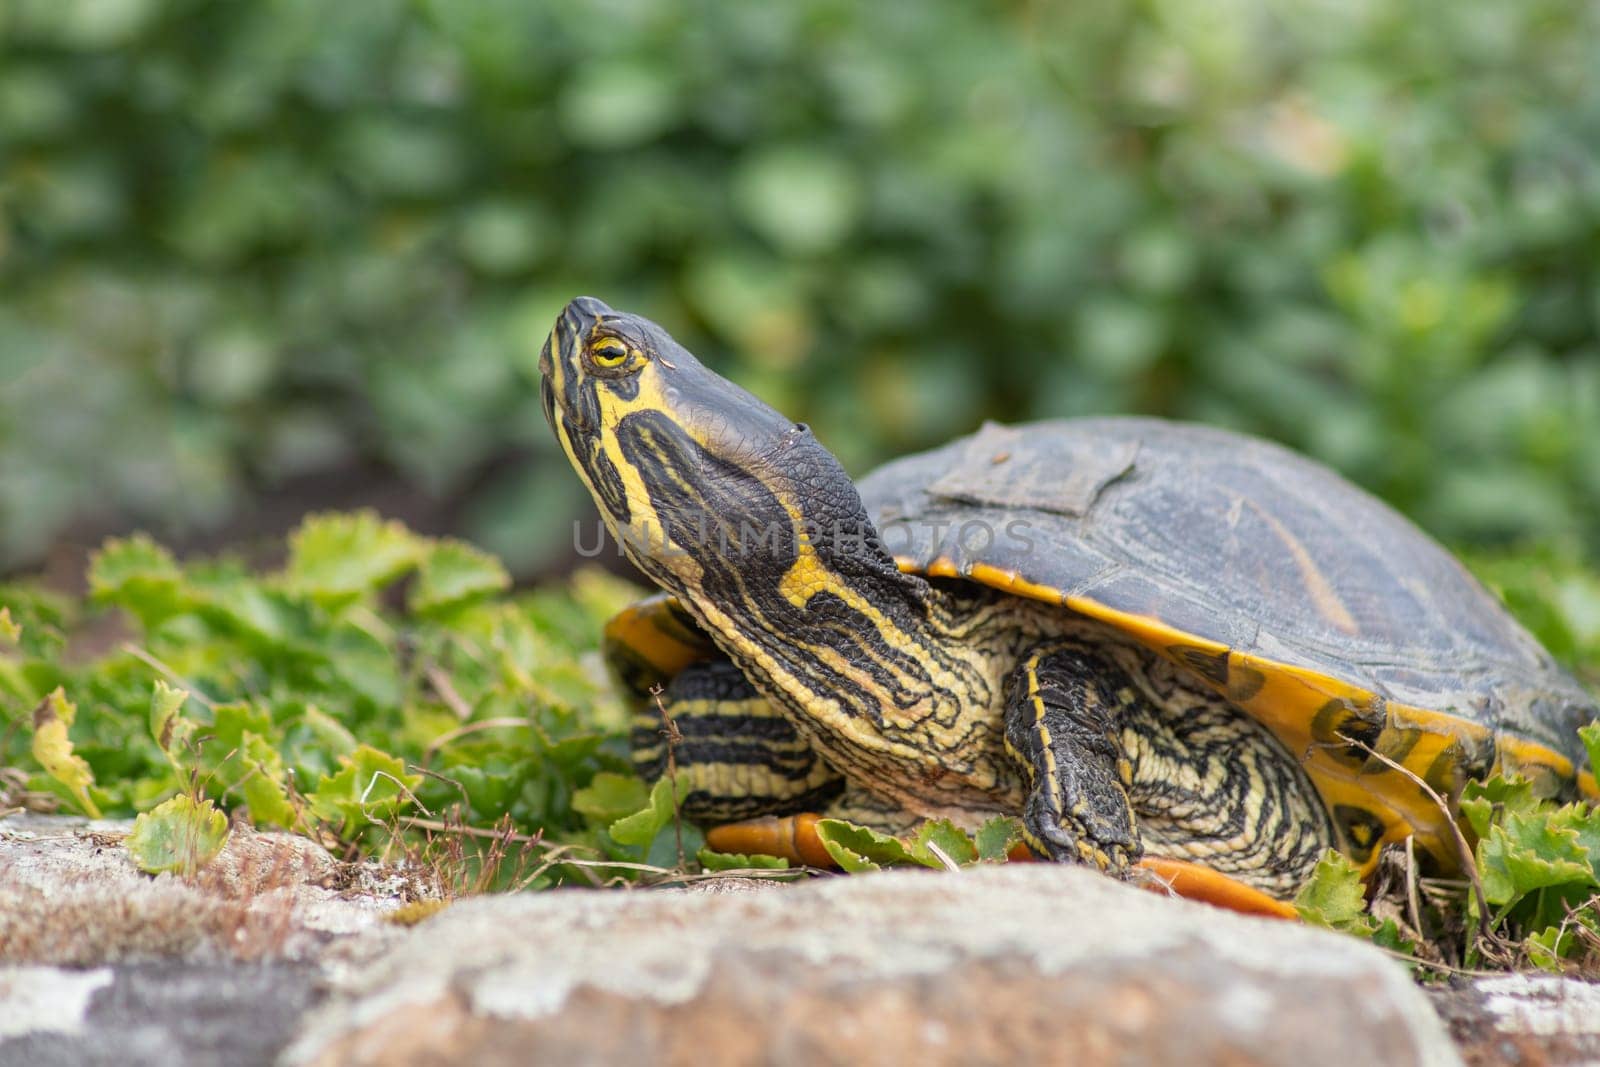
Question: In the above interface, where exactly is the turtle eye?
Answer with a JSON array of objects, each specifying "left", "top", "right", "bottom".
[{"left": 589, "top": 337, "right": 632, "bottom": 370}]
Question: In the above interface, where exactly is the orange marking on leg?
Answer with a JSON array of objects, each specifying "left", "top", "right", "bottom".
[
  {"left": 705, "top": 814, "right": 835, "bottom": 869},
  {"left": 1137, "top": 856, "right": 1300, "bottom": 920}
]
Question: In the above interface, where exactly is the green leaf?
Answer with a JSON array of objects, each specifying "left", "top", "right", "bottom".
[
  {"left": 1291, "top": 855, "right": 1412, "bottom": 953},
  {"left": 1460, "top": 775, "right": 1540, "bottom": 840},
  {"left": 309, "top": 745, "right": 421, "bottom": 835},
  {"left": 1295, "top": 850, "right": 1369, "bottom": 929},
  {"left": 197, "top": 704, "right": 297, "bottom": 829},
  {"left": 323, "top": 624, "right": 401, "bottom": 707},
  {"left": 410, "top": 539, "right": 511, "bottom": 616},
  {"left": 1556, "top": 802, "right": 1600, "bottom": 884},
  {"left": 0, "top": 587, "right": 69, "bottom": 662},
  {"left": 1370, "top": 918, "right": 1416, "bottom": 956},
  {"left": 0, "top": 606, "right": 20, "bottom": 646},
  {"left": 1525, "top": 925, "right": 1574, "bottom": 972},
  {"left": 127, "top": 795, "right": 230, "bottom": 876},
  {"left": 608, "top": 775, "right": 687, "bottom": 847},
  {"left": 1477, "top": 810, "right": 1596, "bottom": 906},
  {"left": 30, "top": 687, "right": 101, "bottom": 818},
  {"left": 974, "top": 817, "right": 1022, "bottom": 862},
  {"left": 284, "top": 511, "right": 425, "bottom": 605},
  {"left": 278, "top": 702, "right": 358, "bottom": 780},
  {"left": 148, "top": 680, "right": 192, "bottom": 769},
  {"left": 195, "top": 580, "right": 309, "bottom": 649},
  {"left": 298, "top": 704, "right": 360, "bottom": 754},
  {"left": 908, "top": 818, "right": 978, "bottom": 868},
  {"left": 572, "top": 772, "right": 650, "bottom": 825},
  {"left": 1580, "top": 722, "right": 1600, "bottom": 785},
  {"left": 814, "top": 818, "right": 912, "bottom": 872},
  {"left": 697, "top": 848, "right": 790, "bottom": 872},
  {"left": 88, "top": 535, "right": 188, "bottom": 628},
  {"left": 228, "top": 733, "right": 298, "bottom": 829},
  {"left": 535, "top": 732, "right": 606, "bottom": 775},
  {"left": 208, "top": 701, "right": 274, "bottom": 750}
]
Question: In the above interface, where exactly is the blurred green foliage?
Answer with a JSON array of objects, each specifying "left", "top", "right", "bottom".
[
  {"left": 1469, "top": 547, "right": 1600, "bottom": 690},
  {"left": 2, "top": 0, "right": 1598, "bottom": 571},
  {"left": 0, "top": 513, "right": 662, "bottom": 885}
]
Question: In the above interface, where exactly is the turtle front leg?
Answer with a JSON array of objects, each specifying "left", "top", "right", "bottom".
[
  {"left": 634, "top": 659, "right": 844, "bottom": 824},
  {"left": 1003, "top": 637, "right": 1334, "bottom": 905},
  {"left": 1003, "top": 645, "right": 1142, "bottom": 875},
  {"left": 648, "top": 660, "right": 921, "bottom": 867}
]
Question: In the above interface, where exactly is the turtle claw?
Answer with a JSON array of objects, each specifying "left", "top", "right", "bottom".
[{"left": 1021, "top": 794, "right": 1140, "bottom": 877}]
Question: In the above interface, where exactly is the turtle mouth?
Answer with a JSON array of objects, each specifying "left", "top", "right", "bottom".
[
  {"left": 539, "top": 369, "right": 558, "bottom": 434},
  {"left": 538, "top": 352, "right": 594, "bottom": 439},
  {"left": 545, "top": 378, "right": 596, "bottom": 438},
  {"left": 540, "top": 300, "right": 604, "bottom": 437}
]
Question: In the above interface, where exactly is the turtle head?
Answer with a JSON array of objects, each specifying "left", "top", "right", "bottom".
[
  {"left": 542, "top": 297, "right": 973, "bottom": 768},
  {"left": 540, "top": 296, "right": 926, "bottom": 640}
]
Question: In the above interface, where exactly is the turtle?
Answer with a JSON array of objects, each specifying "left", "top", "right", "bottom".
[{"left": 539, "top": 295, "right": 1599, "bottom": 914}]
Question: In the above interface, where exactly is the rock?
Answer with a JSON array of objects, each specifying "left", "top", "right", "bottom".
[
  {"left": 1431, "top": 974, "right": 1600, "bottom": 1067},
  {"left": 9, "top": 813, "right": 1600, "bottom": 1066},
  {"left": 0, "top": 813, "right": 417, "bottom": 1066},
  {"left": 0, "top": 962, "right": 320, "bottom": 1067},
  {"left": 286, "top": 865, "right": 1458, "bottom": 1067},
  {"left": 0, "top": 812, "right": 407, "bottom": 965}
]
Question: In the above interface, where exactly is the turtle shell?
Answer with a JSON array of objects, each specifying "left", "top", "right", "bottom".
[{"left": 859, "top": 417, "right": 1598, "bottom": 866}]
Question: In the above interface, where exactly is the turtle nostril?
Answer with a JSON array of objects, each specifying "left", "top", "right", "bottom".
[
  {"left": 568, "top": 295, "right": 612, "bottom": 316},
  {"left": 563, "top": 296, "right": 612, "bottom": 336}
]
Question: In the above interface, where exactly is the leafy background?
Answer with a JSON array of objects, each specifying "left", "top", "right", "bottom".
[
  {"left": 2, "top": 0, "right": 1600, "bottom": 969},
  {"left": 3, "top": 0, "right": 1599, "bottom": 577}
]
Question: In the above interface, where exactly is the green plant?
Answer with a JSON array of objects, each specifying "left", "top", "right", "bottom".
[
  {"left": 1297, "top": 763, "right": 1600, "bottom": 975},
  {"left": 1, "top": 512, "right": 650, "bottom": 887},
  {"left": 1292, "top": 549, "right": 1600, "bottom": 972}
]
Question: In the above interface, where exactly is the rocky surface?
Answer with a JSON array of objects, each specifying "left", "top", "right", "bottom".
[
  {"left": 0, "top": 962, "right": 322, "bottom": 1067},
  {"left": 0, "top": 812, "right": 405, "bottom": 965},
  {"left": 1432, "top": 974, "right": 1600, "bottom": 1066},
  {"left": 284, "top": 864, "right": 1458, "bottom": 1067},
  {"left": 1, "top": 814, "right": 1597, "bottom": 1066}
]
